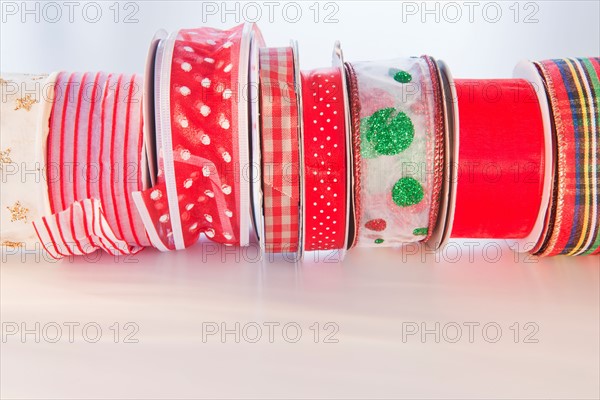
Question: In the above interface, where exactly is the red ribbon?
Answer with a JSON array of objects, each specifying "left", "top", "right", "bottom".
[
  {"left": 37, "top": 71, "right": 147, "bottom": 257},
  {"left": 259, "top": 47, "right": 300, "bottom": 253},
  {"left": 300, "top": 68, "right": 347, "bottom": 251},
  {"left": 451, "top": 79, "right": 545, "bottom": 239},
  {"left": 133, "top": 25, "right": 248, "bottom": 251}
]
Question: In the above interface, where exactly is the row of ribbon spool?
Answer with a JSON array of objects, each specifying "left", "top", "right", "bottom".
[{"left": 1, "top": 23, "right": 598, "bottom": 259}]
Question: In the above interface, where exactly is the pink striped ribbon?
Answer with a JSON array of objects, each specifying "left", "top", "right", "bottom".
[{"left": 34, "top": 71, "right": 149, "bottom": 257}]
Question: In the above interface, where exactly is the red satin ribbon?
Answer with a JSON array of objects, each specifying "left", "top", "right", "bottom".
[
  {"left": 451, "top": 79, "right": 545, "bottom": 239},
  {"left": 301, "top": 68, "right": 347, "bottom": 251}
]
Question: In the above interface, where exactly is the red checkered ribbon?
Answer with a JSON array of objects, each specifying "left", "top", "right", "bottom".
[
  {"left": 259, "top": 47, "right": 300, "bottom": 253},
  {"left": 301, "top": 68, "right": 347, "bottom": 251}
]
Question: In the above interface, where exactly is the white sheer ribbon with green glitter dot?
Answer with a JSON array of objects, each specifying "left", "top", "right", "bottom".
[{"left": 352, "top": 57, "right": 435, "bottom": 247}]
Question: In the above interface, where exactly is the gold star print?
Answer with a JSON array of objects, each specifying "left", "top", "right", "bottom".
[
  {"left": 6, "top": 201, "right": 29, "bottom": 223},
  {"left": 14, "top": 95, "right": 37, "bottom": 111},
  {"left": 0, "top": 148, "right": 12, "bottom": 170},
  {"left": 1, "top": 240, "right": 24, "bottom": 248}
]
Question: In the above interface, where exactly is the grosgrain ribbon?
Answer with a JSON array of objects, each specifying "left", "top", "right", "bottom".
[
  {"left": 533, "top": 58, "right": 600, "bottom": 256},
  {"left": 351, "top": 57, "right": 436, "bottom": 246},
  {"left": 451, "top": 79, "right": 545, "bottom": 240},
  {"left": 259, "top": 47, "right": 300, "bottom": 253},
  {"left": 35, "top": 71, "right": 147, "bottom": 257},
  {"left": 300, "top": 68, "right": 348, "bottom": 251},
  {"left": 133, "top": 24, "right": 248, "bottom": 251}
]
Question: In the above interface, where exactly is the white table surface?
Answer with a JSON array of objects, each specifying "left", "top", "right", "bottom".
[{"left": 1, "top": 240, "right": 598, "bottom": 399}]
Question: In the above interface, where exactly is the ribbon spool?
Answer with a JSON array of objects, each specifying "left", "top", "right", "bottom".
[
  {"left": 331, "top": 42, "right": 355, "bottom": 252},
  {"left": 418, "top": 56, "right": 447, "bottom": 248},
  {"left": 300, "top": 65, "right": 348, "bottom": 252},
  {"left": 350, "top": 57, "right": 437, "bottom": 247},
  {"left": 344, "top": 62, "right": 362, "bottom": 248},
  {"left": 532, "top": 58, "right": 600, "bottom": 256},
  {"left": 133, "top": 23, "right": 259, "bottom": 251},
  {"left": 248, "top": 27, "right": 265, "bottom": 245},
  {"left": 143, "top": 29, "right": 167, "bottom": 187},
  {"left": 428, "top": 60, "right": 459, "bottom": 249},
  {"left": 258, "top": 47, "right": 301, "bottom": 253},
  {"left": 450, "top": 79, "right": 546, "bottom": 241},
  {"left": 35, "top": 71, "right": 149, "bottom": 258}
]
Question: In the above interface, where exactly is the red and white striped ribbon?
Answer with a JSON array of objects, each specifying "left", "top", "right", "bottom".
[
  {"left": 34, "top": 71, "right": 148, "bottom": 257},
  {"left": 33, "top": 199, "right": 141, "bottom": 258}
]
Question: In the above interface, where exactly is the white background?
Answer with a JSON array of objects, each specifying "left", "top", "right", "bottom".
[{"left": 1, "top": 1, "right": 600, "bottom": 399}]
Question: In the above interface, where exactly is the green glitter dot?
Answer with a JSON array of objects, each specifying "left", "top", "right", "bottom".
[
  {"left": 392, "top": 177, "right": 424, "bottom": 207},
  {"left": 393, "top": 70, "right": 412, "bottom": 84},
  {"left": 363, "top": 108, "right": 414, "bottom": 156},
  {"left": 360, "top": 118, "right": 378, "bottom": 159},
  {"left": 413, "top": 227, "right": 428, "bottom": 236},
  {"left": 374, "top": 238, "right": 384, "bottom": 244}
]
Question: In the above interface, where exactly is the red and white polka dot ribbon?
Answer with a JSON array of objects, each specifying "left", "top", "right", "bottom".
[
  {"left": 132, "top": 24, "right": 251, "bottom": 251},
  {"left": 259, "top": 47, "right": 301, "bottom": 253},
  {"left": 34, "top": 71, "right": 148, "bottom": 257},
  {"left": 300, "top": 68, "right": 348, "bottom": 251}
]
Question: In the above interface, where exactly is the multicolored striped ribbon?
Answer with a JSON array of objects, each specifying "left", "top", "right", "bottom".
[
  {"left": 533, "top": 58, "right": 600, "bottom": 256},
  {"left": 34, "top": 71, "right": 148, "bottom": 257},
  {"left": 258, "top": 47, "right": 300, "bottom": 253}
]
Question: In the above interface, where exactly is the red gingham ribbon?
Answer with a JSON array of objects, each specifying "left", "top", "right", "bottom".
[
  {"left": 259, "top": 47, "right": 300, "bottom": 253},
  {"left": 301, "top": 68, "right": 347, "bottom": 251}
]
